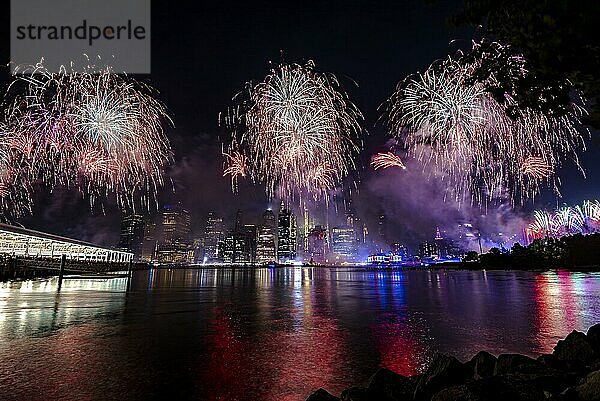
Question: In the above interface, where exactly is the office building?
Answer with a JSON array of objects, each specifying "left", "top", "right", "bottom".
[
  {"left": 331, "top": 226, "right": 356, "bottom": 259},
  {"left": 256, "top": 209, "right": 277, "bottom": 264},
  {"left": 243, "top": 224, "right": 257, "bottom": 263},
  {"left": 277, "top": 206, "right": 297, "bottom": 261},
  {"left": 377, "top": 213, "right": 387, "bottom": 252},
  {"left": 118, "top": 214, "right": 145, "bottom": 260},
  {"left": 141, "top": 221, "right": 157, "bottom": 262},
  {"left": 307, "top": 225, "right": 327, "bottom": 263},
  {"left": 154, "top": 205, "right": 194, "bottom": 264},
  {"left": 222, "top": 210, "right": 255, "bottom": 264},
  {"left": 203, "top": 212, "right": 225, "bottom": 262},
  {"left": 419, "top": 241, "right": 438, "bottom": 260}
]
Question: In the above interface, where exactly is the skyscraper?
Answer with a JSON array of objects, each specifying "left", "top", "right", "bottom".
[
  {"left": 307, "top": 225, "right": 327, "bottom": 263},
  {"left": 234, "top": 209, "right": 243, "bottom": 232},
  {"left": 331, "top": 226, "right": 356, "bottom": 260},
  {"left": 378, "top": 213, "right": 386, "bottom": 240},
  {"left": 118, "top": 214, "right": 145, "bottom": 261},
  {"left": 277, "top": 206, "right": 297, "bottom": 261},
  {"left": 419, "top": 241, "right": 438, "bottom": 260},
  {"left": 377, "top": 213, "right": 387, "bottom": 252},
  {"left": 141, "top": 221, "right": 157, "bottom": 262},
  {"left": 222, "top": 210, "right": 254, "bottom": 264},
  {"left": 223, "top": 232, "right": 251, "bottom": 264},
  {"left": 302, "top": 206, "right": 309, "bottom": 253},
  {"left": 434, "top": 226, "right": 447, "bottom": 259},
  {"left": 155, "top": 205, "right": 193, "bottom": 263},
  {"left": 161, "top": 205, "right": 192, "bottom": 243},
  {"left": 256, "top": 209, "right": 277, "bottom": 264},
  {"left": 243, "top": 224, "right": 258, "bottom": 263},
  {"left": 203, "top": 212, "right": 224, "bottom": 262}
]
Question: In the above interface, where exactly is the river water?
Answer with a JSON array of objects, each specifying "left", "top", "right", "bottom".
[{"left": 1, "top": 267, "right": 600, "bottom": 401}]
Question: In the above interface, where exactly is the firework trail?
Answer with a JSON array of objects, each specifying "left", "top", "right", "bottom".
[
  {"left": 371, "top": 152, "right": 406, "bottom": 170},
  {"left": 0, "top": 60, "right": 173, "bottom": 217},
  {"left": 526, "top": 200, "right": 600, "bottom": 241},
  {"left": 222, "top": 60, "right": 363, "bottom": 204},
  {"left": 385, "top": 40, "right": 587, "bottom": 206},
  {"left": 521, "top": 156, "right": 554, "bottom": 179},
  {"left": 222, "top": 150, "right": 247, "bottom": 192}
]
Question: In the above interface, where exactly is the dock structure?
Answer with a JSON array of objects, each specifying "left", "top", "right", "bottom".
[{"left": 0, "top": 223, "right": 133, "bottom": 263}]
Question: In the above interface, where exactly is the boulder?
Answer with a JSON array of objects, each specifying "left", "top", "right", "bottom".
[
  {"left": 494, "top": 354, "right": 541, "bottom": 375},
  {"left": 414, "top": 354, "right": 467, "bottom": 400},
  {"left": 306, "top": 388, "right": 340, "bottom": 401},
  {"left": 340, "top": 387, "right": 369, "bottom": 401},
  {"left": 588, "top": 325, "right": 600, "bottom": 354},
  {"left": 576, "top": 370, "right": 600, "bottom": 401},
  {"left": 512, "top": 370, "right": 575, "bottom": 396},
  {"left": 340, "top": 386, "right": 395, "bottom": 401},
  {"left": 367, "top": 368, "right": 415, "bottom": 400},
  {"left": 466, "top": 375, "right": 546, "bottom": 401},
  {"left": 553, "top": 330, "right": 595, "bottom": 364},
  {"left": 470, "top": 351, "right": 497, "bottom": 380},
  {"left": 537, "top": 353, "right": 565, "bottom": 370},
  {"left": 431, "top": 385, "right": 471, "bottom": 401}
]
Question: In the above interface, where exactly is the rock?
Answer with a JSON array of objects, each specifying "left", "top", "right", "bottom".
[
  {"left": 431, "top": 385, "right": 471, "bottom": 401},
  {"left": 367, "top": 368, "right": 415, "bottom": 400},
  {"left": 537, "top": 353, "right": 564, "bottom": 370},
  {"left": 560, "top": 386, "right": 580, "bottom": 401},
  {"left": 494, "top": 354, "right": 541, "bottom": 375},
  {"left": 576, "top": 370, "right": 600, "bottom": 401},
  {"left": 340, "top": 386, "right": 395, "bottom": 401},
  {"left": 467, "top": 375, "right": 546, "bottom": 401},
  {"left": 588, "top": 325, "right": 600, "bottom": 354},
  {"left": 414, "top": 354, "right": 467, "bottom": 400},
  {"left": 306, "top": 388, "right": 340, "bottom": 401},
  {"left": 470, "top": 351, "right": 497, "bottom": 380},
  {"left": 512, "top": 370, "right": 575, "bottom": 396},
  {"left": 590, "top": 360, "right": 600, "bottom": 373},
  {"left": 553, "top": 330, "right": 595, "bottom": 364},
  {"left": 340, "top": 387, "right": 368, "bottom": 401}
]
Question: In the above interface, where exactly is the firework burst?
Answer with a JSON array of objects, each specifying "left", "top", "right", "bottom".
[
  {"left": 222, "top": 60, "right": 363, "bottom": 204},
  {"left": 526, "top": 200, "right": 600, "bottom": 241},
  {"left": 386, "top": 41, "right": 587, "bottom": 206},
  {"left": 371, "top": 152, "right": 406, "bottom": 170},
  {"left": 521, "top": 156, "right": 554, "bottom": 179},
  {"left": 0, "top": 60, "right": 173, "bottom": 217},
  {"left": 223, "top": 150, "right": 247, "bottom": 192}
]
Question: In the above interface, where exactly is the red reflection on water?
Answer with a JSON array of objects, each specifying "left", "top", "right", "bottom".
[
  {"left": 197, "top": 287, "right": 349, "bottom": 401},
  {"left": 367, "top": 271, "right": 427, "bottom": 376},
  {"left": 199, "top": 309, "right": 253, "bottom": 401},
  {"left": 533, "top": 271, "right": 581, "bottom": 353},
  {"left": 370, "top": 320, "right": 425, "bottom": 376},
  {"left": 265, "top": 318, "right": 347, "bottom": 401}
]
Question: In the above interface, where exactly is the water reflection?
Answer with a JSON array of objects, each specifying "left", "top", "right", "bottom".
[
  {"left": 2, "top": 268, "right": 600, "bottom": 401},
  {"left": 0, "top": 277, "right": 128, "bottom": 339},
  {"left": 533, "top": 271, "right": 600, "bottom": 353}
]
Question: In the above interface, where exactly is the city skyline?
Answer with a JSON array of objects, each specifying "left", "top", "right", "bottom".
[{"left": 115, "top": 202, "right": 491, "bottom": 266}]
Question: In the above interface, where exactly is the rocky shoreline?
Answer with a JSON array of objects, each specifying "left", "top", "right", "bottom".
[{"left": 307, "top": 324, "right": 600, "bottom": 401}]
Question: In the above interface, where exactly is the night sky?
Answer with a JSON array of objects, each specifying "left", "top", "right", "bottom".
[{"left": 1, "top": 0, "right": 599, "bottom": 249}]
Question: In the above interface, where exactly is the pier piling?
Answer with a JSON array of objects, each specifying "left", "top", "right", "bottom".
[{"left": 57, "top": 254, "right": 66, "bottom": 290}]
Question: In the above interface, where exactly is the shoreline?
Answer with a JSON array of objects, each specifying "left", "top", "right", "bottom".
[{"left": 307, "top": 324, "right": 600, "bottom": 401}]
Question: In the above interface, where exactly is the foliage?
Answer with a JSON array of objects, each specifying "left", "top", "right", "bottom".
[
  {"left": 464, "top": 233, "right": 600, "bottom": 269},
  {"left": 453, "top": 0, "right": 600, "bottom": 126}
]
